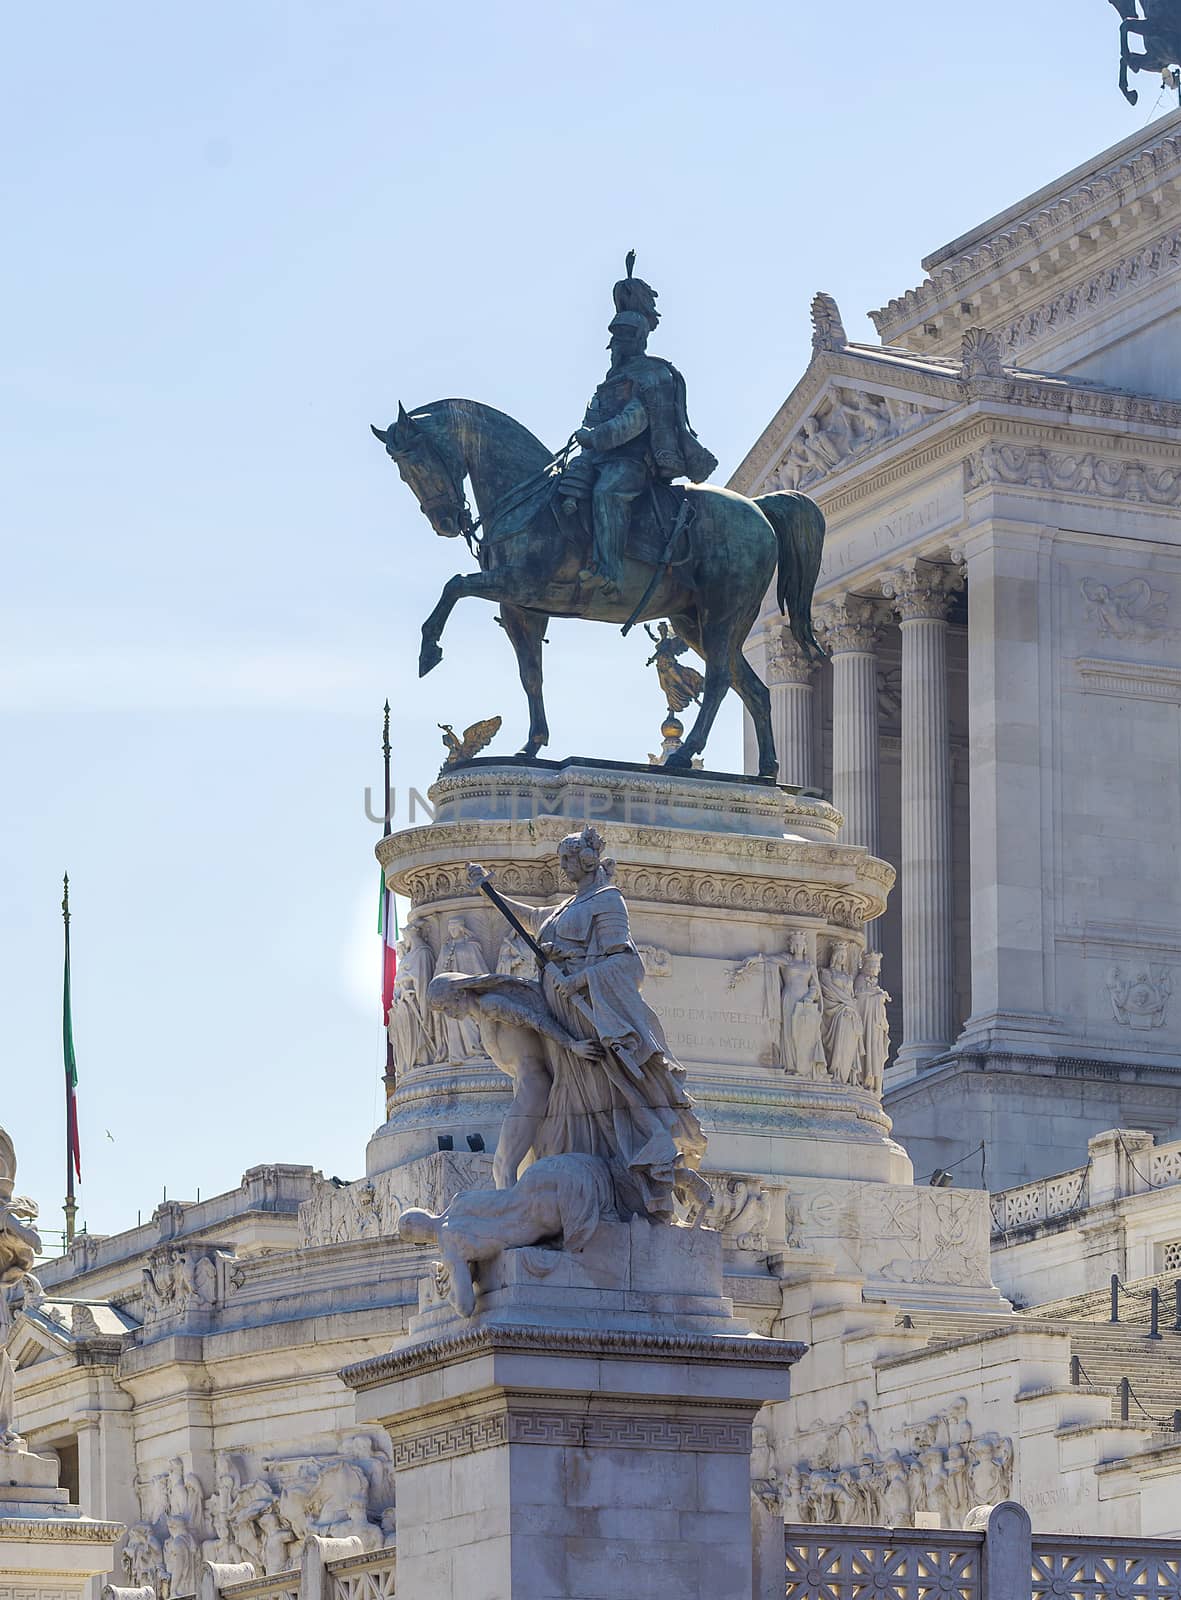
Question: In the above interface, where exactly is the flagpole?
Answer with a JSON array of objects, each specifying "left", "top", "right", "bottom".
[
  {"left": 381, "top": 702, "right": 397, "bottom": 1106},
  {"left": 62, "top": 874, "right": 78, "bottom": 1248}
]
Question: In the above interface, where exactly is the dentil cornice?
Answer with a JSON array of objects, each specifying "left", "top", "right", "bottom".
[{"left": 871, "top": 113, "right": 1181, "bottom": 353}]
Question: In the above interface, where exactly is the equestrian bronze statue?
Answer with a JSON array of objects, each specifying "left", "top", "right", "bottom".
[
  {"left": 372, "top": 257, "right": 826, "bottom": 778},
  {"left": 1109, "top": 0, "right": 1181, "bottom": 103}
]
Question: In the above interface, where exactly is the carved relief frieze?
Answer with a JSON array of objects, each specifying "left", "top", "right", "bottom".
[
  {"left": 968, "top": 444, "right": 1181, "bottom": 506},
  {"left": 299, "top": 1153, "right": 493, "bottom": 1249},
  {"left": 127, "top": 1433, "right": 397, "bottom": 1593},
  {"left": 781, "top": 1398, "right": 1013, "bottom": 1529},
  {"left": 769, "top": 389, "right": 943, "bottom": 493}
]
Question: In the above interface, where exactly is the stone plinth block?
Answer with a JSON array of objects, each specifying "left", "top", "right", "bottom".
[
  {"left": 408, "top": 1219, "right": 739, "bottom": 1342},
  {"left": 372, "top": 759, "right": 905, "bottom": 1187},
  {"left": 343, "top": 1321, "right": 803, "bottom": 1600},
  {"left": 0, "top": 1446, "right": 123, "bottom": 1592}
]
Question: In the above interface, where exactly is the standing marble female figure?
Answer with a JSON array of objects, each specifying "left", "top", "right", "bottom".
[
  {"left": 462, "top": 827, "right": 707, "bottom": 1220},
  {"left": 387, "top": 922, "right": 441, "bottom": 1075},
  {"left": 819, "top": 941, "right": 865, "bottom": 1086},
  {"left": 732, "top": 931, "right": 827, "bottom": 1078}
]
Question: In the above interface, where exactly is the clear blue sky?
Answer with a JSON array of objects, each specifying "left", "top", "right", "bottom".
[{"left": 1, "top": 1, "right": 1163, "bottom": 1244}]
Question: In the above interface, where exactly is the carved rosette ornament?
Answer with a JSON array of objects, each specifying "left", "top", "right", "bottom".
[
  {"left": 880, "top": 559, "right": 963, "bottom": 623},
  {"left": 813, "top": 595, "right": 881, "bottom": 656}
]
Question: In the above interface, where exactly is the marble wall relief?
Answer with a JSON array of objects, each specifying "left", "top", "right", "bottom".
[
  {"left": 729, "top": 939, "right": 890, "bottom": 1093},
  {"left": 778, "top": 1398, "right": 1013, "bottom": 1529},
  {"left": 125, "top": 1434, "right": 396, "bottom": 1595},
  {"left": 769, "top": 389, "right": 943, "bottom": 494},
  {"left": 1107, "top": 963, "right": 1173, "bottom": 1030},
  {"left": 1079, "top": 576, "right": 1176, "bottom": 643}
]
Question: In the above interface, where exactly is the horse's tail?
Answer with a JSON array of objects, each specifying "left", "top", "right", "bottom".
[{"left": 755, "top": 490, "right": 828, "bottom": 660}]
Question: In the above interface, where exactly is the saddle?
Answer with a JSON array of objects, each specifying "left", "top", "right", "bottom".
[{"left": 561, "top": 478, "right": 691, "bottom": 568}]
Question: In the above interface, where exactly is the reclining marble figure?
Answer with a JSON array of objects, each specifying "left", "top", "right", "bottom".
[{"left": 398, "top": 1153, "right": 618, "bottom": 1316}]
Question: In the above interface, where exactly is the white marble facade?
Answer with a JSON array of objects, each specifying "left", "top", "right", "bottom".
[{"left": 734, "top": 108, "right": 1181, "bottom": 1187}]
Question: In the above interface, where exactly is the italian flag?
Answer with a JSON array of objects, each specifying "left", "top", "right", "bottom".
[
  {"left": 63, "top": 877, "right": 81, "bottom": 1182},
  {"left": 378, "top": 871, "right": 398, "bottom": 1026}
]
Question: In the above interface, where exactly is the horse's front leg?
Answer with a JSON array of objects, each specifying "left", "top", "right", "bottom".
[
  {"left": 420, "top": 572, "right": 501, "bottom": 676},
  {"left": 1119, "top": 20, "right": 1145, "bottom": 102},
  {"left": 497, "top": 604, "right": 550, "bottom": 758}
]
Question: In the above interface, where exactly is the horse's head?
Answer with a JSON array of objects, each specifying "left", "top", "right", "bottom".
[{"left": 371, "top": 402, "right": 471, "bottom": 540}]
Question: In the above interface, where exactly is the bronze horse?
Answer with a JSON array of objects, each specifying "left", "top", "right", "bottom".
[
  {"left": 1110, "top": 0, "right": 1181, "bottom": 103},
  {"left": 372, "top": 399, "right": 826, "bottom": 777}
]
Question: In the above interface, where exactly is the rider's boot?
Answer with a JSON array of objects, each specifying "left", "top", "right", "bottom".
[{"left": 590, "top": 492, "right": 631, "bottom": 599}]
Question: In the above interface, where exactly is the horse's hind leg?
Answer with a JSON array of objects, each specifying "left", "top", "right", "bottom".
[
  {"left": 663, "top": 608, "right": 736, "bottom": 773},
  {"left": 497, "top": 604, "right": 550, "bottom": 758},
  {"left": 731, "top": 652, "right": 778, "bottom": 781},
  {"left": 1120, "top": 22, "right": 1141, "bottom": 101}
]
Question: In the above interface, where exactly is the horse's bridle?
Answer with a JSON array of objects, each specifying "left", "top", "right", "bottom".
[
  {"left": 400, "top": 422, "right": 481, "bottom": 553},
  {"left": 403, "top": 418, "right": 582, "bottom": 559}
]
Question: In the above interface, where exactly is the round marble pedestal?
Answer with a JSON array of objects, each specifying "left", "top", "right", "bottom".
[{"left": 368, "top": 758, "right": 908, "bottom": 1188}]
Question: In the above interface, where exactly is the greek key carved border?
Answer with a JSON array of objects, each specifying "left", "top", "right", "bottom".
[{"left": 392, "top": 1408, "right": 752, "bottom": 1468}]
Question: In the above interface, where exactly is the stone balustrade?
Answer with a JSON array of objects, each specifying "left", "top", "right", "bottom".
[
  {"left": 990, "top": 1127, "right": 1181, "bottom": 1238},
  {"left": 989, "top": 1166, "right": 1091, "bottom": 1236},
  {"left": 782, "top": 1503, "right": 1181, "bottom": 1600}
]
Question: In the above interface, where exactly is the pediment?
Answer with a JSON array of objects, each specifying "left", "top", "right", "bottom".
[
  {"left": 9, "top": 1322, "right": 69, "bottom": 1369},
  {"left": 731, "top": 336, "right": 966, "bottom": 499},
  {"left": 763, "top": 376, "right": 950, "bottom": 495}
]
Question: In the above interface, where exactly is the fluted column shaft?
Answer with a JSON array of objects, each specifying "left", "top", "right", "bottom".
[
  {"left": 884, "top": 560, "right": 962, "bottom": 1072},
  {"left": 815, "top": 598, "right": 882, "bottom": 947},
  {"left": 766, "top": 627, "right": 817, "bottom": 789}
]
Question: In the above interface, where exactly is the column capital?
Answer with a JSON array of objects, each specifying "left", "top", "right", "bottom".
[
  {"left": 765, "top": 625, "right": 818, "bottom": 686},
  {"left": 881, "top": 557, "right": 964, "bottom": 623},
  {"left": 813, "top": 594, "right": 882, "bottom": 655}
]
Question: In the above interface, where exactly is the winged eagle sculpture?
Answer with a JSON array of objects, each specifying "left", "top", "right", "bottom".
[{"left": 439, "top": 716, "right": 503, "bottom": 771}]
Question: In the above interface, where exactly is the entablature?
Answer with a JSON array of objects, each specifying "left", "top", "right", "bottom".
[{"left": 869, "top": 111, "right": 1181, "bottom": 358}]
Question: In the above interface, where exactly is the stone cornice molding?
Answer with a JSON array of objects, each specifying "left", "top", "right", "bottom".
[
  {"left": 342, "top": 1323, "right": 805, "bottom": 1392},
  {"left": 999, "top": 223, "right": 1181, "bottom": 360},
  {"left": 870, "top": 115, "right": 1181, "bottom": 350},
  {"left": 386, "top": 853, "right": 891, "bottom": 930},
  {"left": 0, "top": 1516, "right": 125, "bottom": 1543},
  {"left": 881, "top": 558, "right": 964, "bottom": 623},
  {"left": 813, "top": 595, "right": 883, "bottom": 655},
  {"left": 379, "top": 818, "right": 897, "bottom": 898},
  {"left": 730, "top": 341, "right": 1181, "bottom": 505}
]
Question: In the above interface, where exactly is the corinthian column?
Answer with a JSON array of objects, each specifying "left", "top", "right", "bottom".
[
  {"left": 765, "top": 625, "right": 818, "bottom": 789},
  {"left": 881, "top": 558, "right": 963, "bottom": 1074},
  {"left": 814, "top": 596, "right": 882, "bottom": 848}
]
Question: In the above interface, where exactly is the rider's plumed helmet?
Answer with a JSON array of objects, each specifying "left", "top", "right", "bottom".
[{"left": 612, "top": 249, "right": 660, "bottom": 332}]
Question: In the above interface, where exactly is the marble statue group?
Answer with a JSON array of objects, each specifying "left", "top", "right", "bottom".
[{"left": 393, "top": 826, "right": 711, "bottom": 1315}]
